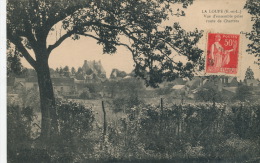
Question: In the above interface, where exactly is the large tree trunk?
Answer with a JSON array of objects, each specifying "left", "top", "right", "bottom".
[{"left": 35, "top": 54, "right": 59, "bottom": 143}]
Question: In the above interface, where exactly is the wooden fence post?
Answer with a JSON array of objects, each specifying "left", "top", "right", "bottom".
[
  {"left": 102, "top": 101, "right": 107, "bottom": 141},
  {"left": 161, "top": 98, "right": 164, "bottom": 116}
]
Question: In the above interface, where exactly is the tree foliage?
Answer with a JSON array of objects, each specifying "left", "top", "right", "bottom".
[
  {"left": 245, "top": 66, "right": 255, "bottom": 79},
  {"left": 195, "top": 87, "right": 224, "bottom": 103},
  {"left": 7, "top": 41, "right": 23, "bottom": 76},
  {"left": 7, "top": 0, "right": 203, "bottom": 87},
  {"left": 244, "top": 0, "right": 260, "bottom": 66},
  {"left": 71, "top": 67, "right": 76, "bottom": 75},
  {"left": 110, "top": 69, "right": 127, "bottom": 79}
]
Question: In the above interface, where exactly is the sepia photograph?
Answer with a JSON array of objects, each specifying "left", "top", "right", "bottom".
[{"left": 4, "top": 0, "right": 260, "bottom": 162}]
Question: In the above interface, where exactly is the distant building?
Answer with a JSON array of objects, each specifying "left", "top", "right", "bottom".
[
  {"left": 244, "top": 79, "right": 259, "bottom": 87},
  {"left": 110, "top": 69, "right": 127, "bottom": 80},
  {"left": 221, "top": 76, "right": 239, "bottom": 87},
  {"left": 82, "top": 60, "right": 106, "bottom": 79},
  {"left": 25, "top": 77, "right": 38, "bottom": 91},
  {"left": 171, "top": 78, "right": 186, "bottom": 85},
  {"left": 186, "top": 76, "right": 204, "bottom": 90},
  {"left": 52, "top": 78, "right": 76, "bottom": 95},
  {"left": 7, "top": 77, "right": 26, "bottom": 94}
]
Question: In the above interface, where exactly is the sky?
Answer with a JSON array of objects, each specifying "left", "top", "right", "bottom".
[{"left": 20, "top": 0, "right": 259, "bottom": 79}]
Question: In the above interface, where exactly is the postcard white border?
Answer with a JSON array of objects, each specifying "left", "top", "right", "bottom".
[{"left": 0, "top": 0, "right": 7, "bottom": 162}]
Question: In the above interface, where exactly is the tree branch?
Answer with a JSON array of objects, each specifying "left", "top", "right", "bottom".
[
  {"left": 45, "top": 4, "right": 87, "bottom": 34},
  {"left": 47, "top": 29, "right": 76, "bottom": 55},
  {"left": 8, "top": 33, "right": 37, "bottom": 69},
  {"left": 78, "top": 32, "right": 134, "bottom": 53}
]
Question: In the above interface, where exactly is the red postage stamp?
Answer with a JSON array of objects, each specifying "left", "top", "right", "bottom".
[{"left": 206, "top": 33, "right": 240, "bottom": 75}]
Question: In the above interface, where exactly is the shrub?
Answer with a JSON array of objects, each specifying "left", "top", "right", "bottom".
[
  {"left": 112, "top": 95, "right": 143, "bottom": 113},
  {"left": 79, "top": 87, "right": 91, "bottom": 99},
  {"left": 7, "top": 101, "right": 97, "bottom": 162},
  {"left": 7, "top": 105, "right": 36, "bottom": 162},
  {"left": 51, "top": 100, "right": 96, "bottom": 162},
  {"left": 105, "top": 102, "right": 260, "bottom": 160}
]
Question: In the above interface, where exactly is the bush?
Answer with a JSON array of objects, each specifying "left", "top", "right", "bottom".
[
  {"left": 7, "top": 101, "right": 97, "bottom": 162},
  {"left": 7, "top": 105, "right": 36, "bottom": 162},
  {"left": 234, "top": 85, "right": 253, "bottom": 102},
  {"left": 79, "top": 88, "right": 91, "bottom": 99},
  {"left": 8, "top": 100, "right": 260, "bottom": 162},
  {"left": 51, "top": 100, "right": 96, "bottom": 162},
  {"left": 112, "top": 95, "right": 143, "bottom": 113},
  {"left": 105, "top": 102, "right": 260, "bottom": 160}
]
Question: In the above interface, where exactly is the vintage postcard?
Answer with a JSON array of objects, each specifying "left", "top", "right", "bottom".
[{"left": 4, "top": 0, "right": 260, "bottom": 162}]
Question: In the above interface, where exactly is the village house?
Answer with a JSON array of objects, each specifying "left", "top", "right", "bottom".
[
  {"left": 244, "top": 79, "right": 259, "bottom": 87},
  {"left": 171, "top": 78, "right": 187, "bottom": 85},
  {"left": 183, "top": 76, "right": 239, "bottom": 99},
  {"left": 221, "top": 76, "right": 239, "bottom": 87},
  {"left": 186, "top": 76, "right": 204, "bottom": 90},
  {"left": 52, "top": 78, "right": 76, "bottom": 96},
  {"left": 171, "top": 85, "right": 187, "bottom": 94},
  {"left": 25, "top": 77, "right": 38, "bottom": 91},
  {"left": 7, "top": 77, "right": 26, "bottom": 94}
]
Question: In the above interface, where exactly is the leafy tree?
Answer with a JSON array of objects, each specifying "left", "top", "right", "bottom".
[
  {"left": 7, "top": 0, "right": 203, "bottom": 143},
  {"left": 7, "top": 41, "right": 23, "bottom": 76},
  {"left": 21, "top": 68, "right": 29, "bottom": 78},
  {"left": 77, "top": 67, "right": 83, "bottom": 75},
  {"left": 55, "top": 67, "right": 59, "bottom": 73},
  {"left": 59, "top": 66, "right": 64, "bottom": 75},
  {"left": 63, "top": 65, "right": 69, "bottom": 72},
  {"left": 71, "top": 67, "right": 76, "bottom": 75},
  {"left": 63, "top": 65, "right": 70, "bottom": 77},
  {"left": 104, "top": 80, "right": 118, "bottom": 98},
  {"left": 110, "top": 69, "right": 127, "bottom": 79},
  {"left": 244, "top": 0, "right": 260, "bottom": 66},
  {"left": 245, "top": 66, "right": 255, "bottom": 79}
]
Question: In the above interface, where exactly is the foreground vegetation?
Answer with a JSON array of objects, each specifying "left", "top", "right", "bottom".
[{"left": 8, "top": 99, "right": 260, "bottom": 162}]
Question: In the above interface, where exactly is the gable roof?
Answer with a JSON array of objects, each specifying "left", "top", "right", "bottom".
[
  {"left": 227, "top": 77, "right": 238, "bottom": 83},
  {"left": 223, "top": 87, "right": 237, "bottom": 93},
  {"left": 52, "top": 78, "right": 75, "bottom": 86},
  {"left": 26, "top": 77, "right": 38, "bottom": 83},
  {"left": 172, "top": 85, "right": 186, "bottom": 90}
]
